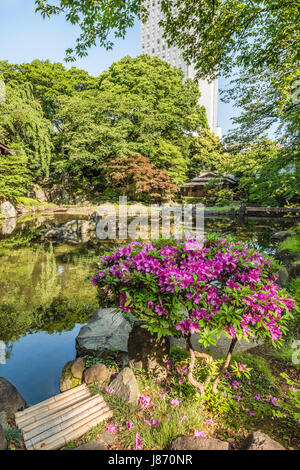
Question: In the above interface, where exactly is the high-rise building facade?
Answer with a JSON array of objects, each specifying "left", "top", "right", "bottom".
[{"left": 140, "top": 1, "right": 222, "bottom": 138}]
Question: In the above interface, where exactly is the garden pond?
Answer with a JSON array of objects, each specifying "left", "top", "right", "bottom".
[{"left": 0, "top": 212, "right": 298, "bottom": 405}]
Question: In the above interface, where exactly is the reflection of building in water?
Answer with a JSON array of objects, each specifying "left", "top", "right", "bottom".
[{"left": 140, "top": 1, "right": 222, "bottom": 137}]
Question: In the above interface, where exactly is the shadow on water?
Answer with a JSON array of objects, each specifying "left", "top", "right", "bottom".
[{"left": 0, "top": 213, "right": 298, "bottom": 404}]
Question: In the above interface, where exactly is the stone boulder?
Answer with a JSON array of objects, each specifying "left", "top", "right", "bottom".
[
  {"left": 71, "top": 357, "right": 86, "bottom": 381},
  {"left": 84, "top": 364, "right": 111, "bottom": 385},
  {"left": 128, "top": 321, "right": 170, "bottom": 380},
  {"left": 1, "top": 217, "right": 17, "bottom": 235},
  {"left": 277, "top": 267, "right": 290, "bottom": 287},
  {"left": 170, "top": 436, "right": 229, "bottom": 450},
  {"left": 60, "top": 360, "right": 81, "bottom": 392},
  {"left": 0, "top": 377, "right": 27, "bottom": 417},
  {"left": 241, "top": 431, "right": 285, "bottom": 450},
  {"left": 76, "top": 308, "right": 136, "bottom": 358},
  {"left": 271, "top": 231, "right": 294, "bottom": 242},
  {"left": 1, "top": 201, "right": 16, "bottom": 219},
  {"left": 109, "top": 367, "right": 140, "bottom": 405},
  {"left": 290, "top": 263, "right": 300, "bottom": 279},
  {"left": 0, "top": 425, "right": 7, "bottom": 450}
]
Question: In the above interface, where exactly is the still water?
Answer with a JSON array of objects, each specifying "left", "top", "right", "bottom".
[{"left": 0, "top": 213, "right": 297, "bottom": 405}]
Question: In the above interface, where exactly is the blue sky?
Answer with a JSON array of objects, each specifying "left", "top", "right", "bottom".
[{"left": 0, "top": 0, "right": 239, "bottom": 135}]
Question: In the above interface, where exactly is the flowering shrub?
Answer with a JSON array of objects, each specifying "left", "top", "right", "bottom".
[{"left": 92, "top": 234, "right": 295, "bottom": 393}]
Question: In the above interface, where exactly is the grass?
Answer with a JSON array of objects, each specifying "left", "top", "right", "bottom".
[{"left": 66, "top": 345, "right": 300, "bottom": 451}]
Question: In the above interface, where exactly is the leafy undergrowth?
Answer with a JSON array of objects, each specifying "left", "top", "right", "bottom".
[{"left": 78, "top": 346, "right": 300, "bottom": 451}]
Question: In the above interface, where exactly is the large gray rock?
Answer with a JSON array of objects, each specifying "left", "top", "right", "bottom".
[
  {"left": 76, "top": 308, "right": 136, "bottom": 357},
  {"left": 277, "top": 267, "right": 290, "bottom": 286},
  {"left": 128, "top": 321, "right": 170, "bottom": 380},
  {"left": 170, "top": 436, "right": 229, "bottom": 450},
  {"left": 84, "top": 364, "right": 111, "bottom": 385},
  {"left": 1, "top": 201, "right": 16, "bottom": 219},
  {"left": 0, "top": 377, "right": 27, "bottom": 417},
  {"left": 109, "top": 367, "right": 140, "bottom": 405},
  {"left": 241, "top": 431, "right": 285, "bottom": 450},
  {"left": 0, "top": 424, "right": 7, "bottom": 450},
  {"left": 170, "top": 332, "right": 263, "bottom": 358}
]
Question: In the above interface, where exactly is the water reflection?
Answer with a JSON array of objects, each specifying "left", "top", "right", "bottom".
[{"left": 0, "top": 213, "right": 298, "bottom": 404}]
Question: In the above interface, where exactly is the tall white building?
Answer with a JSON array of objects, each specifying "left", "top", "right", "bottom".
[{"left": 140, "top": 1, "right": 222, "bottom": 138}]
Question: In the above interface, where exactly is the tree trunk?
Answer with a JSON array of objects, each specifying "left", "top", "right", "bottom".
[
  {"left": 186, "top": 334, "right": 214, "bottom": 395},
  {"left": 212, "top": 337, "right": 238, "bottom": 394}
]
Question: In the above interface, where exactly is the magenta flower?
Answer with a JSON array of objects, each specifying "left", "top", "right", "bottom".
[
  {"left": 205, "top": 418, "right": 215, "bottom": 426},
  {"left": 270, "top": 397, "right": 279, "bottom": 407},
  {"left": 144, "top": 419, "right": 160, "bottom": 428},
  {"left": 135, "top": 433, "right": 142, "bottom": 450},
  {"left": 107, "top": 423, "right": 117, "bottom": 433},
  {"left": 171, "top": 398, "right": 181, "bottom": 408},
  {"left": 194, "top": 430, "right": 205, "bottom": 438},
  {"left": 139, "top": 395, "right": 152, "bottom": 409},
  {"left": 126, "top": 421, "right": 133, "bottom": 430},
  {"left": 166, "top": 360, "right": 172, "bottom": 370},
  {"left": 104, "top": 387, "right": 115, "bottom": 394},
  {"left": 178, "top": 376, "right": 185, "bottom": 384},
  {"left": 235, "top": 395, "right": 243, "bottom": 402},
  {"left": 248, "top": 412, "right": 256, "bottom": 416},
  {"left": 224, "top": 371, "right": 231, "bottom": 379},
  {"left": 254, "top": 393, "right": 261, "bottom": 400},
  {"left": 232, "top": 380, "right": 240, "bottom": 388}
]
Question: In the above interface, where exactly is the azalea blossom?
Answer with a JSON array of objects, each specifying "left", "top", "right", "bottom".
[
  {"left": 232, "top": 380, "right": 240, "bottom": 388},
  {"left": 205, "top": 418, "right": 215, "bottom": 426},
  {"left": 107, "top": 423, "right": 117, "bottom": 433},
  {"left": 194, "top": 430, "right": 205, "bottom": 438},
  {"left": 126, "top": 421, "right": 133, "bottom": 430},
  {"left": 135, "top": 433, "right": 142, "bottom": 450},
  {"left": 171, "top": 398, "right": 181, "bottom": 408},
  {"left": 139, "top": 395, "right": 152, "bottom": 409}
]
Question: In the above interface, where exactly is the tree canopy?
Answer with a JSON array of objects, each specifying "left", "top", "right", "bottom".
[
  {"left": 33, "top": 1, "right": 300, "bottom": 144},
  {"left": 53, "top": 55, "right": 207, "bottom": 192}
]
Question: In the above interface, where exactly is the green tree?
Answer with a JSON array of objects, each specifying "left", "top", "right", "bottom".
[
  {"left": 0, "top": 151, "right": 31, "bottom": 202},
  {"left": 0, "top": 82, "right": 53, "bottom": 180},
  {"left": 153, "top": 141, "right": 187, "bottom": 185},
  {"left": 54, "top": 55, "right": 207, "bottom": 191},
  {"left": 228, "top": 139, "right": 299, "bottom": 206},
  {"left": 189, "top": 129, "right": 228, "bottom": 177},
  {"left": 35, "top": 1, "right": 299, "bottom": 143},
  {"left": 35, "top": 0, "right": 143, "bottom": 60},
  {"left": 0, "top": 59, "right": 97, "bottom": 120}
]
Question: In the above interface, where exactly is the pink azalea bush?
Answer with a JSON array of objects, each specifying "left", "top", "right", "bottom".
[{"left": 92, "top": 235, "right": 294, "bottom": 393}]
